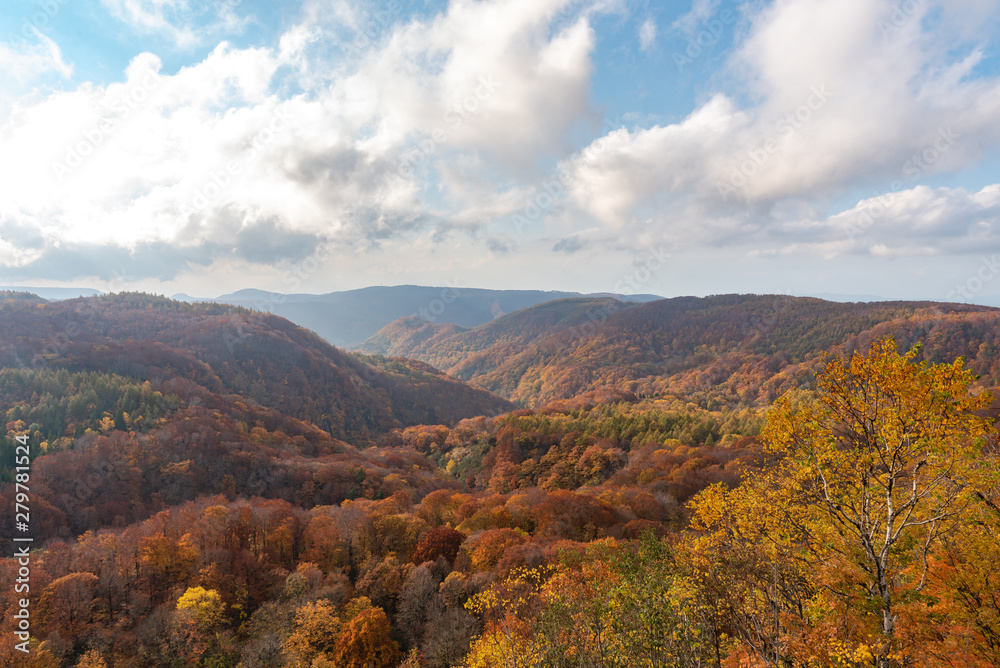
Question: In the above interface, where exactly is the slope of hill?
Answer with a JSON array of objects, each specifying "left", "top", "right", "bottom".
[
  {"left": 175, "top": 285, "right": 661, "bottom": 348},
  {"left": 360, "top": 294, "right": 1000, "bottom": 406},
  {"left": 1, "top": 291, "right": 998, "bottom": 668},
  {"left": 358, "top": 297, "right": 638, "bottom": 368},
  {"left": 0, "top": 292, "right": 513, "bottom": 443}
]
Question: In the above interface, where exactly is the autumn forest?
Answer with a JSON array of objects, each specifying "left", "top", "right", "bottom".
[{"left": 0, "top": 291, "right": 998, "bottom": 668}]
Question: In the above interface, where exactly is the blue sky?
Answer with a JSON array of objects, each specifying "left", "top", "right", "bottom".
[{"left": 0, "top": 0, "right": 999, "bottom": 304}]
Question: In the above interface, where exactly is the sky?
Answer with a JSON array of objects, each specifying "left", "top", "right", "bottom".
[{"left": 0, "top": 0, "right": 999, "bottom": 304}]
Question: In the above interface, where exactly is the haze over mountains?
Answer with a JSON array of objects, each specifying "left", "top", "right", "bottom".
[
  {"left": 17, "top": 282, "right": 998, "bottom": 359},
  {"left": 171, "top": 285, "right": 663, "bottom": 348},
  {"left": 5, "top": 288, "right": 995, "bottom": 416}
]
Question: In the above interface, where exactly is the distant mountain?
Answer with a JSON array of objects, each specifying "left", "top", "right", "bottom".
[
  {"left": 173, "top": 285, "right": 662, "bottom": 348},
  {"left": 359, "top": 294, "right": 1000, "bottom": 406},
  {"left": 0, "top": 293, "right": 513, "bottom": 443},
  {"left": 0, "top": 290, "right": 47, "bottom": 303},
  {"left": 0, "top": 286, "right": 101, "bottom": 300}
]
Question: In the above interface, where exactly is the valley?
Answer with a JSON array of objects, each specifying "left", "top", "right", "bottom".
[{"left": 0, "top": 290, "right": 997, "bottom": 667}]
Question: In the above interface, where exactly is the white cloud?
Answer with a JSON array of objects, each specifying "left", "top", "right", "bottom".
[
  {"left": 0, "top": 0, "right": 604, "bottom": 282},
  {"left": 638, "top": 17, "right": 657, "bottom": 51},
  {"left": 672, "top": 0, "right": 721, "bottom": 35},
  {"left": 561, "top": 94, "right": 749, "bottom": 226},
  {"left": 100, "top": 0, "right": 250, "bottom": 48},
  {"left": 826, "top": 184, "right": 1000, "bottom": 254},
  {"left": 1, "top": 0, "right": 997, "bottom": 296},
  {"left": 556, "top": 0, "right": 1000, "bottom": 253},
  {"left": 343, "top": 0, "right": 596, "bottom": 172},
  {"left": 0, "top": 30, "right": 73, "bottom": 83},
  {"left": 733, "top": 183, "right": 1000, "bottom": 261}
]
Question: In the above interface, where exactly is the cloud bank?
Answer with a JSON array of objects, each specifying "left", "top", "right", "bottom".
[{"left": 0, "top": 0, "right": 996, "bottom": 299}]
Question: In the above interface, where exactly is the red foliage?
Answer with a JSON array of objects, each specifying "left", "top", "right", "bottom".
[{"left": 413, "top": 526, "right": 466, "bottom": 565}]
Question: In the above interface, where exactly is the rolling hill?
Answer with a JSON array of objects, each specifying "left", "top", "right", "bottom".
[
  {"left": 1, "top": 290, "right": 998, "bottom": 668},
  {"left": 0, "top": 292, "right": 513, "bottom": 442},
  {"left": 358, "top": 297, "right": 638, "bottom": 368},
  {"left": 174, "top": 285, "right": 661, "bottom": 348},
  {"left": 360, "top": 294, "right": 1000, "bottom": 406}
]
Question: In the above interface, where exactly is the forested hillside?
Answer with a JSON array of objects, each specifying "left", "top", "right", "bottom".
[
  {"left": 0, "top": 293, "right": 997, "bottom": 668},
  {"left": 362, "top": 294, "right": 999, "bottom": 406},
  {"left": 0, "top": 293, "right": 513, "bottom": 443},
  {"left": 358, "top": 298, "right": 638, "bottom": 370}
]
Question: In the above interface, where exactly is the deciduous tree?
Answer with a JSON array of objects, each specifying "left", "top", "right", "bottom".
[{"left": 691, "top": 336, "right": 993, "bottom": 667}]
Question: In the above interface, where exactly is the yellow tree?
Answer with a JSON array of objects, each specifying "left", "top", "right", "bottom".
[
  {"left": 930, "top": 476, "right": 1000, "bottom": 666},
  {"left": 283, "top": 599, "right": 341, "bottom": 668},
  {"left": 537, "top": 536, "right": 718, "bottom": 667},
  {"left": 176, "top": 586, "right": 225, "bottom": 630},
  {"left": 464, "top": 567, "right": 548, "bottom": 668},
  {"left": 172, "top": 586, "right": 229, "bottom": 665},
  {"left": 689, "top": 469, "right": 816, "bottom": 666},
  {"left": 692, "top": 336, "right": 993, "bottom": 667},
  {"left": 74, "top": 650, "right": 108, "bottom": 668}
]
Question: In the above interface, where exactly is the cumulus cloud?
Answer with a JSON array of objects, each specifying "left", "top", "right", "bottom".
[
  {"left": 556, "top": 0, "right": 1000, "bottom": 259},
  {"left": 739, "top": 183, "right": 1000, "bottom": 263},
  {"left": 814, "top": 184, "right": 1000, "bottom": 256},
  {"left": 0, "top": 0, "right": 605, "bottom": 283},
  {"left": 2, "top": 0, "right": 998, "bottom": 295}
]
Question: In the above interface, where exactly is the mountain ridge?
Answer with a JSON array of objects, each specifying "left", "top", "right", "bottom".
[
  {"left": 0, "top": 292, "right": 513, "bottom": 442},
  {"left": 359, "top": 293, "right": 1000, "bottom": 406},
  {"left": 172, "top": 285, "right": 663, "bottom": 348}
]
